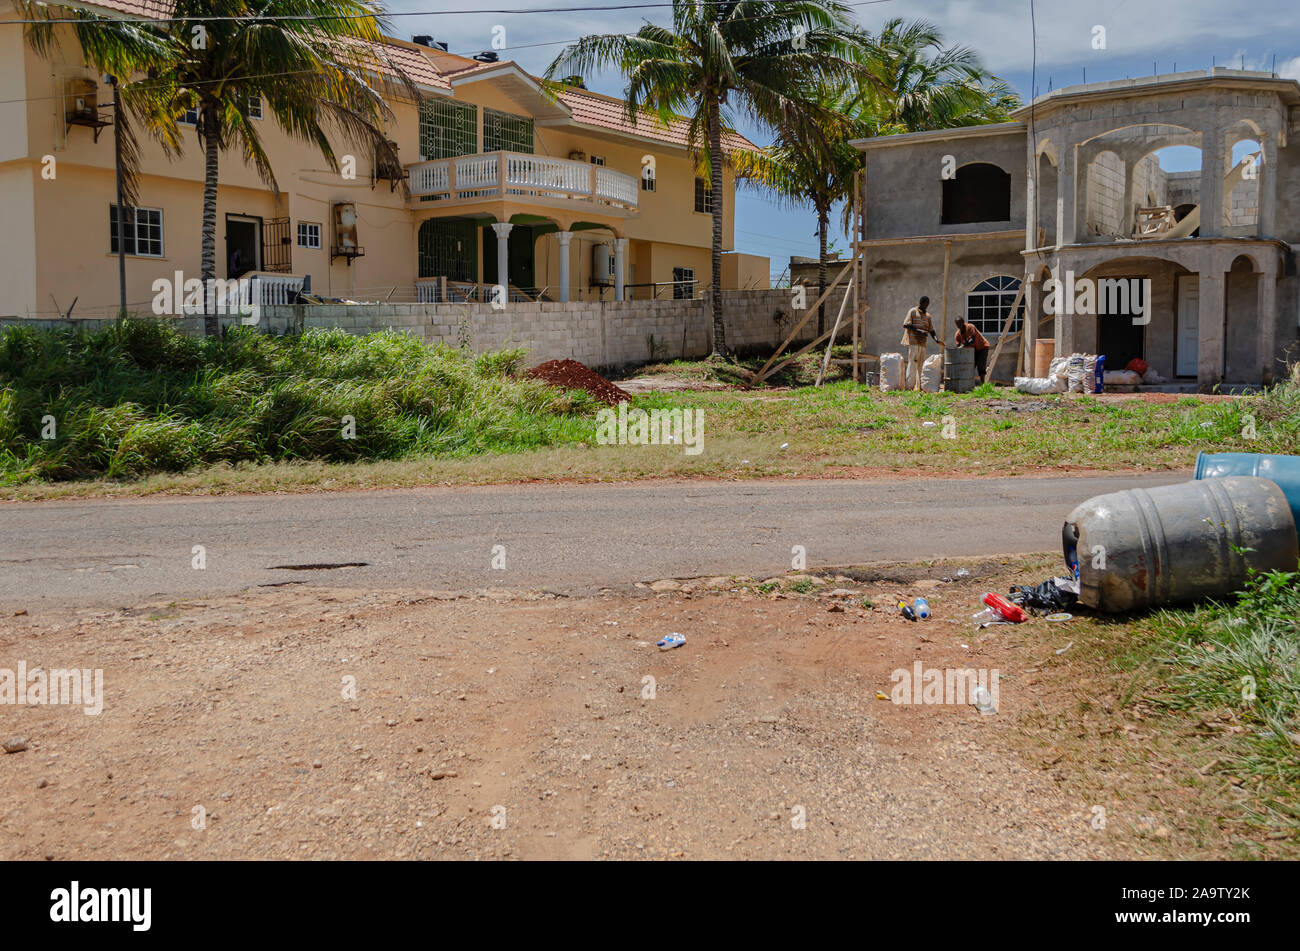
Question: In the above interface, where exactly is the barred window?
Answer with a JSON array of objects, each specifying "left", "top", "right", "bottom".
[
  {"left": 694, "top": 177, "right": 712, "bottom": 214},
  {"left": 965, "top": 275, "right": 1023, "bottom": 336},
  {"left": 419, "top": 98, "right": 477, "bottom": 160},
  {"left": 672, "top": 266, "right": 695, "bottom": 300},
  {"left": 109, "top": 205, "right": 163, "bottom": 257},
  {"left": 483, "top": 107, "right": 533, "bottom": 154}
]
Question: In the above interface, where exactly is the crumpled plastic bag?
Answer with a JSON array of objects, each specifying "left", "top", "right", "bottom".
[{"left": 1008, "top": 577, "right": 1080, "bottom": 615}]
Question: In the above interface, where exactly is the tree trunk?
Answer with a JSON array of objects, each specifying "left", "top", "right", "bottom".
[
  {"left": 200, "top": 101, "right": 220, "bottom": 336},
  {"left": 707, "top": 100, "right": 726, "bottom": 359},
  {"left": 817, "top": 207, "right": 829, "bottom": 337}
]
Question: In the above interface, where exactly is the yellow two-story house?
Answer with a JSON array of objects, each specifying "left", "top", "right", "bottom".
[{"left": 0, "top": 0, "right": 769, "bottom": 319}]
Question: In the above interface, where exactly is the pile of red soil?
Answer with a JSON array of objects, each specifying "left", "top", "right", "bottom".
[{"left": 528, "top": 359, "right": 631, "bottom": 407}]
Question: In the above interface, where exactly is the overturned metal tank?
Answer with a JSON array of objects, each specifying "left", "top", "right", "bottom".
[{"left": 1062, "top": 477, "right": 1299, "bottom": 613}]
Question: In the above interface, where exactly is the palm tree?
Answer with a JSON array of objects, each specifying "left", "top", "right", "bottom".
[
  {"left": 855, "top": 18, "right": 1019, "bottom": 133},
  {"left": 545, "top": 1, "right": 868, "bottom": 359},
  {"left": 739, "top": 20, "right": 1019, "bottom": 336},
  {"left": 734, "top": 88, "right": 864, "bottom": 335},
  {"left": 20, "top": 0, "right": 414, "bottom": 334}
]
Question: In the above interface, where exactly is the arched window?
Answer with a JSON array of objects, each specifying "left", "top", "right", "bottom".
[
  {"left": 965, "top": 276, "right": 1023, "bottom": 335},
  {"left": 942, "top": 162, "right": 1011, "bottom": 224}
]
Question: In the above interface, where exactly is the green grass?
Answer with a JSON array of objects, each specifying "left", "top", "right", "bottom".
[
  {"left": 0, "top": 319, "right": 597, "bottom": 483},
  {"left": 4, "top": 319, "right": 1299, "bottom": 497},
  {"left": 1143, "top": 567, "right": 1300, "bottom": 832}
]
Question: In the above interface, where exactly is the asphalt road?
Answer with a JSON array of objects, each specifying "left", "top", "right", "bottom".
[{"left": 0, "top": 474, "right": 1180, "bottom": 606}]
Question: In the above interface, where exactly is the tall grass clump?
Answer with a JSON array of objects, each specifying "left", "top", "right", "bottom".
[
  {"left": 1146, "top": 564, "right": 1300, "bottom": 829},
  {"left": 0, "top": 320, "right": 596, "bottom": 483}
]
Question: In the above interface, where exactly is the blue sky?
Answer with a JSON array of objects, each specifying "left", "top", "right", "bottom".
[{"left": 386, "top": 0, "right": 1300, "bottom": 277}]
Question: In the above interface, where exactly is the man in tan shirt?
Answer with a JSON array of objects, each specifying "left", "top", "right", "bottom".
[{"left": 900, "top": 296, "right": 938, "bottom": 390}]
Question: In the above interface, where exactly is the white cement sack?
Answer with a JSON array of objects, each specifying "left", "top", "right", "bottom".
[
  {"left": 1104, "top": 369, "right": 1142, "bottom": 386},
  {"left": 1015, "top": 376, "right": 1060, "bottom": 395},
  {"left": 1047, "top": 355, "right": 1069, "bottom": 384},
  {"left": 880, "top": 352, "right": 904, "bottom": 392},
  {"left": 920, "top": 354, "right": 942, "bottom": 392}
]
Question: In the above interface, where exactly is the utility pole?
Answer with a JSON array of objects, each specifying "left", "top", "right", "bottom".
[{"left": 108, "top": 74, "right": 126, "bottom": 319}]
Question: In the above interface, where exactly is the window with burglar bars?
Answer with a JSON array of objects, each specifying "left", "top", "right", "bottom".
[
  {"left": 419, "top": 99, "right": 477, "bottom": 160},
  {"left": 964, "top": 275, "right": 1024, "bottom": 336},
  {"left": 483, "top": 107, "right": 534, "bottom": 154},
  {"left": 262, "top": 217, "right": 292, "bottom": 271},
  {"left": 694, "top": 177, "right": 713, "bottom": 214},
  {"left": 418, "top": 217, "right": 477, "bottom": 281},
  {"left": 672, "top": 266, "right": 695, "bottom": 299}
]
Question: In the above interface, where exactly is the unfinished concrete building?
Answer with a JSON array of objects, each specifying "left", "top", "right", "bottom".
[{"left": 852, "top": 69, "right": 1300, "bottom": 389}]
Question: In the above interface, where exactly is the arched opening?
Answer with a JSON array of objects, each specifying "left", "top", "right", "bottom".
[
  {"left": 1078, "top": 125, "right": 1202, "bottom": 242},
  {"left": 1224, "top": 138, "right": 1262, "bottom": 236},
  {"left": 942, "top": 163, "right": 1011, "bottom": 224},
  {"left": 1145, "top": 145, "right": 1203, "bottom": 238},
  {"left": 1224, "top": 254, "right": 1260, "bottom": 383},
  {"left": 1034, "top": 150, "right": 1058, "bottom": 247}
]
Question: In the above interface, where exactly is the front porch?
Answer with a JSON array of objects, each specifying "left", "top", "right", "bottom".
[
  {"left": 414, "top": 210, "right": 634, "bottom": 305},
  {"left": 1022, "top": 238, "right": 1288, "bottom": 390}
]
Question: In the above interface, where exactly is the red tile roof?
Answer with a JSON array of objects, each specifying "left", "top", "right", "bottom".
[
  {"left": 553, "top": 86, "right": 756, "bottom": 151},
  {"left": 59, "top": 1, "right": 758, "bottom": 150}
]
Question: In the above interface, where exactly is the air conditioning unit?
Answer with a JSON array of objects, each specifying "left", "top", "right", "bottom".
[{"left": 592, "top": 243, "right": 614, "bottom": 285}]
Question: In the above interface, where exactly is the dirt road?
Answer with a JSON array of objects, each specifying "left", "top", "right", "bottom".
[{"left": 0, "top": 561, "right": 1124, "bottom": 861}]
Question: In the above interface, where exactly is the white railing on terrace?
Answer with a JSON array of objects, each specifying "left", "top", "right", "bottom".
[
  {"left": 215, "top": 271, "right": 307, "bottom": 312},
  {"left": 408, "top": 150, "right": 638, "bottom": 211}
]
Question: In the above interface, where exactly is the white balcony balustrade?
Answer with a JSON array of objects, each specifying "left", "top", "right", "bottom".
[{"left": 408, "top": 151, "right": 638, "bottom": 212}]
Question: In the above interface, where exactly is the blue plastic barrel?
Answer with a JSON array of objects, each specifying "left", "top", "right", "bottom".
[{"left": 1195, "top": 452, "right": 1300, "bottom": 536}]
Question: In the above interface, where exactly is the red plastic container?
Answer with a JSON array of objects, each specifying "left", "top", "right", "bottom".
[{"left": 983, "top": 592, "right": 1028, "bottom": 623}]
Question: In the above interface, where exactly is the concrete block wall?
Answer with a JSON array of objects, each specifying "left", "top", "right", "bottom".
[{"left": 0, "top": 291, "right": 822, "bottom": 372}]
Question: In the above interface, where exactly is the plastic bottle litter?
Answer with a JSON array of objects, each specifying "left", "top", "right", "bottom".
[
  {"left": 897, "top": 600, "right": 917, "bottom": 622},
  {"left": 972, "top": 686, "right": 997, "bottom": 715},
  {"left": 982, "top": 592, "right": 1028, "bottom": 623},
  {"left": 955, "top": 568, "right": 970, "bottom": 578},
  {"left": 914, "top": 597, "right": 931, "bottom": 620},
  {"left": 656, "top": 633, "right": 686, "bottom": 650}
]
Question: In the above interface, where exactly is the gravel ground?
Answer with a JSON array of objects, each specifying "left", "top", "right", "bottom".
[{"left": 0, "top": 573, "right": 1120, "bottom": 860}]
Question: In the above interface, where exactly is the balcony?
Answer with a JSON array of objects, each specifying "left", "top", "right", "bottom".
[{"left": 407, "top": 151, "right": 639, "bottom": 214}]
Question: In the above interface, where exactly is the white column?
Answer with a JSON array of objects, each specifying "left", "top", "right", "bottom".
[
  {"left": 613, "top": 237, "right": 628, "bottom": 301},
  {"left": 491, "top": 222, "right": 512, "bottom": 294},
  {"left": 555, "top": 231, "right": 573, "bottom": 302}
]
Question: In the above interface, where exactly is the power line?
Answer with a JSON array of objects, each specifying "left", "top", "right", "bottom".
[{"left": 2, "top": 0, "right": 897, "bottom": 27}]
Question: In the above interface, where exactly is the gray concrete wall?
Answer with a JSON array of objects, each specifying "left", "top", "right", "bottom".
[
  {"left": 863, "top": 235, "right": 1025, "bottom": 380},
  {"left": 0, "top": 292, "right": 822, "bottom": 372},
  {"left": 864, "top": 132, "right": 1027, "bottom": 241}
]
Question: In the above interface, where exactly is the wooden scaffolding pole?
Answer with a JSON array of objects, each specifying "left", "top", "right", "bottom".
[
  {"left": 815, "top": 274, "right": 855, "bottom": 386},
  {"left": 751, "top": 253, "right": 858, "bottom": 384},
  {"left": 938, "top": 240, "right": 951, "bottom": 385}
]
